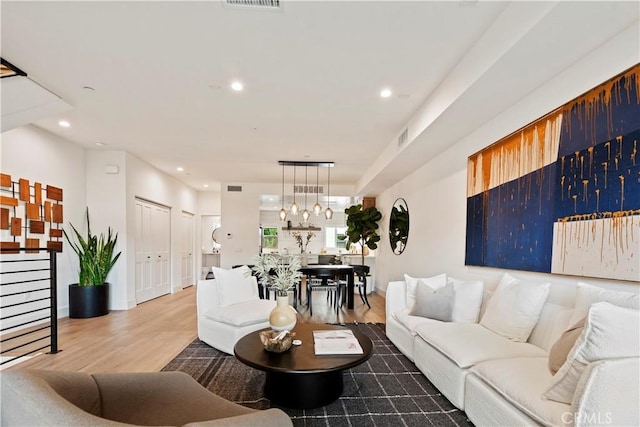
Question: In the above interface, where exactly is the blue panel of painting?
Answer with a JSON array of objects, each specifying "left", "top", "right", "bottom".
[{"left": 466, "top": 164, "right": 556, "bottom": 272}]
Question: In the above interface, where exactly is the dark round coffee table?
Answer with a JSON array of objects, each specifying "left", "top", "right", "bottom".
[{"left": 234, "top": 323, "right": 373, "bottom": 409}]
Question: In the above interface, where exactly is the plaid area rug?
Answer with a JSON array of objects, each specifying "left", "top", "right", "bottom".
[{"left": 162, "top": 323, "right": 472, "bottom": 426}]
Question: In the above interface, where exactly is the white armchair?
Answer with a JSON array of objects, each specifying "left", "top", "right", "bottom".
[{"left": 197, "top": 274, "right": 276, "bottom": 355}]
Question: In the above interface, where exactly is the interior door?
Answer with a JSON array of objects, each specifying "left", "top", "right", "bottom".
[
  {"left": 135, "top": 198, "right": 171, "bottom": 304},
  {"left": 135, "top": 201, "right": 154, "bottom": 303},
  {"left": 181, "top": 211, "right": 194, "bottom": 288}
]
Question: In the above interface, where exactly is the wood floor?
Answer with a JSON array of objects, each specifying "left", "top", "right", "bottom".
[{"left": 3, "top": 285, "right": 386, "bottom": 374}]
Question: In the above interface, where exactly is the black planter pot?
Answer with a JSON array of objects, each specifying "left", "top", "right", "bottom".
[{"left": 69, "top": 283, "right": 110, "bottom": 318}]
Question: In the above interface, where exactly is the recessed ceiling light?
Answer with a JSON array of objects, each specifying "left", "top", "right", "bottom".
[
  {"left": 58, "top": 120, "right": 71, "bottom": 128},
  {"left": 231, "top": 81, "right": 244, "bottom": 91},
  {"left": 177, "top": 167, "right": 184, "bottom": 172},
  {"left": 95, "top": 142, "right": 105, "bottom": 147},
  {"left": 203, "top": 184, "right": 209, "bottom": 188},
  {"left": 380, "top": 89, "right": 392, "bottom": 98}
]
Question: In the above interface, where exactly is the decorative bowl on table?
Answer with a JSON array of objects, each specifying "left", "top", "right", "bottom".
[{"left": 259, "top": 330, "right": 295, "bottom": 353}]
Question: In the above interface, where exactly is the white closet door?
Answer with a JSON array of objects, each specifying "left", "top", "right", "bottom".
[
  {"left": 152, "top": 205, "right": 171, "bottom": 298},
  {"left": 181, "top": 212, "right": 194, "bottom": 288},
  {"left": 135, "top": 199, "right": 171, "bottom": 304},
  {"left": 135, "top": 201, "right": 154, "bottom": 303}
]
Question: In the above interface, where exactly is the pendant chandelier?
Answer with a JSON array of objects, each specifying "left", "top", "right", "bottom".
[{"left": 278, "top": 160, "right": 334, "bottom": 221}]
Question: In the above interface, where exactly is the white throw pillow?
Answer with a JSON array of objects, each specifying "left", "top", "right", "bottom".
[
  {"left": 212, "top": 266, "right": 258, "bottom": 307},
  {"left": 543, "top": 302, "right": 640, "bottom": 404},
  {"left": 447, "top": 278, "right": 484, "bottom": 323},
  {"left": 409, "top": 281, "right": 455, "bottom": 321},
  {"left": 569, "top": 282, "right": 640, "bottom": 326},
  {"left": 404, "top": 273, "right": 447, "bottom": 309},
  {"left": 480, "top": 273, "right": 550, "bottom": 342}
]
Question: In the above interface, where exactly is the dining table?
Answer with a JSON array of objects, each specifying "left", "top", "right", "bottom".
[{"left": 299, "top": 264, "right": 356, "bottom": 309}]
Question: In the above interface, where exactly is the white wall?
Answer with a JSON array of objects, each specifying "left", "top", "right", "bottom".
[
  {"left": 375, "top": 28, "right": 640, "bottom": 305},
  {"left": 0, "top": 125, "right": 86, "bottom": 318}
]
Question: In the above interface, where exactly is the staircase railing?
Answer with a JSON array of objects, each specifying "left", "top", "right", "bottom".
[{"left": 0, "top": 248, "right": 59, "bottom": 366}]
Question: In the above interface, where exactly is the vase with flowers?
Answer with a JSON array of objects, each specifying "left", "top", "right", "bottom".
[
  {"left": 292, "top": 227, "right": 315, "bottom": 266},
  {"left": 252, "top": 254, "right": 302, "bottom": 331}
]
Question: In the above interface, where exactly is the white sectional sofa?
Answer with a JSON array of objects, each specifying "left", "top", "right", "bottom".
[{"left": 385, "top": 275, "right": 640, "bottom": 427}]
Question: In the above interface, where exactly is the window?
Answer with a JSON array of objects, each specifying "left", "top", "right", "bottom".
[
  {"left": 325, "top": 227, "right": 347, "bottom": 249},
  {"left": 262, "top": 227, "right": 278, "bottom": 250}
]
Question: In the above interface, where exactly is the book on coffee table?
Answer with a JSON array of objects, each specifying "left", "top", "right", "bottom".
[{"left": 313, "top": 329, "right": 364, "bottom": 355}]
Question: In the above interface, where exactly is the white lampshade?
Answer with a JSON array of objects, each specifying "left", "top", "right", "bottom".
[
  {"left": 302, "top": 209, "right": 310, "bottom": 222},
  {"left": 290, "top": 202, "right": 299, "bottom": 215},
  {"left": 279, "top": 208, "right": 287, "bottom": 221},
  {"left": 312, "top": 202, "right": 322, "bottom": 215}
]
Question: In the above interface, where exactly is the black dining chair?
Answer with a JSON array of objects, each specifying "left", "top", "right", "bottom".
[{"left": 338, "top": 265, "right": 371, "bottom": 308}]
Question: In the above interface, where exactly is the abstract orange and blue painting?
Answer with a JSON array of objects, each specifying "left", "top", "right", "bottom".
[{"left": 466, "top": 64, "right": 640, "bottom": 281}]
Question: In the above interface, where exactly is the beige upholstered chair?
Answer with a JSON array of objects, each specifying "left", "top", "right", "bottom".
[{"left": 0, "top": 370, "right": 292, "bottom": 426}]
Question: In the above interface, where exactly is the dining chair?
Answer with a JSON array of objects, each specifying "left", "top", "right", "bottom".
[
  {"left": 338, "top": 265, "right": 371, "bottom": 308},
  {"left": 306, "top": 273, "right": 339, "bottom": 316}
]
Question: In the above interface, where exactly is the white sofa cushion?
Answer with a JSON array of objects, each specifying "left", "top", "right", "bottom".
[
  {"left": 395, "top": 309, "right": 443, "bottom": 335},
  {"left": 569, "top": 281, "right": 640, "bottom": 325},
  {"left": 203, "top": 299, "right": 275, "bottom": 327},
  {"left": 404, "top": 273, "right": 446, "bottom": 310},
  {"left": 415, "top": 322, "right": 546, "bottom": 369},
  {"left": 448, "top": 278, "right": 484, "bottom": 323},
  {"left": 544, "top": 302, "right": 640, "bottom": 404},
  {"left": 480, "top": 273, "right": 550, "bottom": 342},
  {"left": 470, "top": 358, "right": 568, "bottom": 426},
  {"left": 212, "top": 266, "right": 258, "bottom": 307}
]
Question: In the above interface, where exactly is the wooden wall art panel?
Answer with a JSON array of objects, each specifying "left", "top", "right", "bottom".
[
  {"left": 30, "top": 220, "right": 45, "bottom": 234},
  {"left": 0, "top": 175, "right": 63, "bottom": 253},
  {"left": 0, "top": 196, "right": 18, "bottom": 207},
  {"left": 25, "top": 238, "right": 39, "bottom": 254},
  {"left": 19, "top": 178, "right": 30, "bottom": 201},
  {"left": 0, "top": 174, "right": 12, "bottom": 187},
  {"left": 0, "top": 241, "right": 20, "bottom": 254},
  {"left": 466, "top": 64, "right": 640, "bottom": 282},
  {"left": 46, "top": 185, "right": 63, "bottom": 201},
  {"left": 0, "top": 208, "right": 8, "bottom": 230},
  {"left": 52, "top": 204, "right": 63, "bottom": 223},
  {"left": 34, "top": 182, "right": 42, "bottom": 205},
  {"left": 10, "top": 218, "right": 22, "bottom": 236},
  {"left": 26, "top": 203, "right": 40, "bottom": 220}
]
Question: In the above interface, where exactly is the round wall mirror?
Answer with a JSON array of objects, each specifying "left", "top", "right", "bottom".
[{"left": 389, "top": 198, "right": 409, "bottom": 255}]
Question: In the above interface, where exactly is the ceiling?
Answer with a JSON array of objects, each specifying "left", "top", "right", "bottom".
[{"left": 2, "top": 1, "right": 638, "bottom": 195}]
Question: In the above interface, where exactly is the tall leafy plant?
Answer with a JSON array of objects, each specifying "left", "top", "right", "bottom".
[
  {"left": 345, "top": 204, "right": 382, "bottom": 265},
  {"left": 64, "top": 209, "right": 121, "bottom": 286}
]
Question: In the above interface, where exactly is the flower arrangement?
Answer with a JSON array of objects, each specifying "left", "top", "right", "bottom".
[
  {"left": 252, "top": 254, "right": 303, "bottom": 296},
  {"left": 292, "top": 228, "right": 315, "bottom": 254}
]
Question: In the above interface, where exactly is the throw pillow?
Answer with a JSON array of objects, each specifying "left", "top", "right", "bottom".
[
  {"left": 212, "top": 266, "right": 258, "bottom": 307},
  {"left": 480, "top": 273, "right": 550, "bottom": 342},
  {"left": 548, "top": 317, "right": 586, "bottom": 375},
  {"left": 544, "top": 302, "right": 640, "bottom": 404},
  {"left": 447, "top": 277, "right": 484, "bottom": 323},
  {"left": 569, "top": 282, "right": 639, "bottom": 326},
  {"left": 409, "top": 280, "right": 455, "bottom": 322},
  {"left": 404, "top": 273, "right": 447, "bottom": 309}
]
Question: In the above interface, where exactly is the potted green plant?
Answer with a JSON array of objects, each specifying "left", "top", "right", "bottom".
[
  {"left": 64, "top": 209, "right": 121, "bottom": 318},
  {"left": 344, "top": 204, "right": 382, "bottom": 266}
]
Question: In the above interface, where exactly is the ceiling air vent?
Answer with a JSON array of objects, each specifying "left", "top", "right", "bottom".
[
  {"left": 227, "top": 185, "right": 242, "bottom": 192},
  {"left": 224, "top": 0, "right": 281, "bottom": 9},
  {"left": 294, "top": 185, "right": 323, "bottom": 194},
  {"left": 398, "top": 128, "right": 409, "bottom": 147}
]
